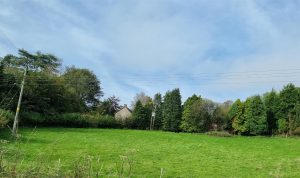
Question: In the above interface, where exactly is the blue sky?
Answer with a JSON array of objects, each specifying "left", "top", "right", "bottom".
[{"left": 1, "top": 0, "right": 300, "bottom": 105}]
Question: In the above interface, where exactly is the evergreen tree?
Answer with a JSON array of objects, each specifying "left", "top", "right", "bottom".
[
  {"left": 263, "top": 89, "right": 280, "bottom": 134},
  {"left": 228, "top": 99, "right": 246, "bottom": 134},
  {"left": 180, "top": 94, "right": 202, "bottom": 132},
  {"left": 132, "top": 101, "right": 149, "bottom": 129},
  {"left": 153, "top": 93, "right": 163, "bottom": 130},
  {"left": 162, "top": 88, "right": 182, "bottom": 132},
  {"left": 278, "top": 83, "right": 299, "bottom": 135},
  {"left": 244, "top": 95, "right": 267, "bottom": 135},
  {"left": 294, "top": 103, "right": 300, "bottom": 132}
]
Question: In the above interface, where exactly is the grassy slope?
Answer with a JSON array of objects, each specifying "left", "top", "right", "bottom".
[{"left": 2, "top": 128, "right": 300, "bottom": 177}]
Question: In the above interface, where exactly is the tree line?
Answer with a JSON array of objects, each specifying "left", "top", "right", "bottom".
[
  {"left": 0, "top": 49, "right": 118, "bottom": 130},
  {"left": 130, "top": 84, "right": 300, "bottom": 136},
  {"left": 1, "top": 49, "right": 300, "bottom": 137}
]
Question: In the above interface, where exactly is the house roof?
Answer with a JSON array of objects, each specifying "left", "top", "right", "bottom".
[{"left": 117, "top": 105, "right": 132, "bottom": 113}]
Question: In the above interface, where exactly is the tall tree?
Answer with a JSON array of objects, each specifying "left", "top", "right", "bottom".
[
  {"left": 212, "top": 101, "right": 232, "bottom": 131},
  {"left": 98, "top": 96, "right": 121, "bottom": 116},
  {"left": 1, "top": 50, "right": 61, "bottom": 111},
  {"left": 243, "top": 95, "right": 267, "bottom": 135},
  {"left": 228, "top": 99, "right": 246, "bottom": 134},
  {"left": 21, "top": 72, "right": 67, "bottom": 114},
  {"left": 263, "top": 89, "right": 280, "bottom": 134},
  {"left": 180, "top": 94, "right": 203, "bottom": 132},
  {"left": 3, "top": 49, "right": 61, "bottom": 72},
  {"left": 153, "top": 93, "right": 163, "bottom": 130},
  {"left": 63, "top": 66, "right": 103, "bottom": 110},
  {"left": 278, "top": 83, "right": 299, "bottom": 135},
  {"left": 162, "top": 88, "right": 182, "bottom": 132},
  {"left": 132, "top": 100, "right": 149, "bottom": 129}
]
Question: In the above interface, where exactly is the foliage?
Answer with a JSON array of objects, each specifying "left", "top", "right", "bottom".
[
  {"left": 162, "top": 88, "right": 182, "bottom": 132},
  {"left": 1, "top": 50, "right": 103, "bottom": 117},
  {"left": 0, "top": 62, "right": 19, "bottom": 111},
  {"left": 132, "top": 101, "right": 150, "bottom": 129},
  {"left": 278, "top": 83, "right": 299, "bottom": 135},
  {"left": 98, "top": 96, "right": 121, "bottom": 116},
  {"left": 277, "top": 118, "right": 289, "bottom": 136},
  {"left": 263, "top": 89, "right": 280, "bottom": 134},
  {"left": 63, "top": 66, "right": 103, "bottom": 110},
  {"left": 2, "top": 49, "right": 61, "bottom": 72},
  {"left": 243, "top": 95, "right": 267, "bottom": 135},
  {"left": 153, "top": 93, "right": 163, "bottom": 130},
  {"left": 20, "top": 112, "right": 117, "bottom": 128},
  {"left": 0, "top": 109, "right": 14, "bottom": 128},
  {"left": 180, "top": 94, "right": 202, "bottom": 132},
  {"left": 292, "top": 127, "right": 300, "bottom": 136},
  {"left": 229, "top": 96, "right": 267, "bottom": 135},
  {"left": 22, "top": 72, "right": 71, "bottom": 114},
  {"left": 228, "top": 99, "right": 246, "bottom": 134},
  {"left": 212, "top": 101, "right": 231, "bottom": 131}
]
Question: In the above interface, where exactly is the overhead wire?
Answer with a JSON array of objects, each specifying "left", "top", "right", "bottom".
[{"left": 0, "top": 83, "right": 16, "bottom": 106}]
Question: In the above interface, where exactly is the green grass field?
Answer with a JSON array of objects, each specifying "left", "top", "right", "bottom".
[{"left": 1, "top": 128, "right": 300, "bottom": 177}]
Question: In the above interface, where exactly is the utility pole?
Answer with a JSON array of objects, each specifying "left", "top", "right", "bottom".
[
  {"left": 150, "top": 104, "right": 157, "bottom": 130},
  {"left": 12, "top": 67, "right": 27, "bottom": 137}
]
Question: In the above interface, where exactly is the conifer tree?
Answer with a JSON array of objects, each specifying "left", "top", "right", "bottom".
[
  {"left": 244, "top": 95, "right": 267, "bottom": 135},
  {"left": 180, "top": 94, "right": 202, "bottom": 132},
  {"left": 228, "top": 99, "right": 246, "bottom": 134},
  {"left": 132, "top": 100, "right": 149, "bottom": 129},
  {"left": 278, "top": 83, "right": 299, "bottom": 135},
  {"left": 263, "top": 89, "right": 280, "bottom": 134},
  {"left": 153, "top": 93, "right": 163, "bottom": 130},
  {"left": 162, "top": 88, "right": 182, "bottom": 132}
]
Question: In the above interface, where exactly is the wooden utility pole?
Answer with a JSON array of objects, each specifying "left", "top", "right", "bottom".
[
  {"left": 150, "top": 104, "right": 157, "bottom": 130},
  {"left": 12, "top": 68, "right": 27, "bottom": 137}
]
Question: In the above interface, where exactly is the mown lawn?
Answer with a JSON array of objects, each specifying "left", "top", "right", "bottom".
[{"left": 1, "top": 128, "right": 300, "bottom": 177}]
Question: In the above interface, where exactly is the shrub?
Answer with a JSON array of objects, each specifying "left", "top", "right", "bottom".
[
  {"left": 292, "top": 127, "right": 300, "bottom": 136},
  {"left": 20, "top": 112, "right": 45, "bottom": 126},
  {"left": 206, "top": 131, "right": 233, "bottom": 137},
  {"left": 0, "top": 109, "right": 13, "bottom": 128},
  {"left": 85, "top": 114, "right": 117, "bottom": 128},
  {"left": 20, "top": 112, "right": 119, "bottom": 128},
  {"left": 117, "top": 117, "right": 134, "bottom": 129}
]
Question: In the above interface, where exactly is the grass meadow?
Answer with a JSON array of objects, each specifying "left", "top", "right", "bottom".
[{"left": 1, "top": 128, "right": 300, "bottom": 177}]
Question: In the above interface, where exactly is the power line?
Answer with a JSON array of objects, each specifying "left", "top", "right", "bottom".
[
  {"left": 0, "top": 89, "right": 20, "bottom": 110},
  {"left": 0, "top": 84, "right": 16, "bottom": 106},
  {"left": 1, "top": 71, "right": 300, "bottom": 81}
]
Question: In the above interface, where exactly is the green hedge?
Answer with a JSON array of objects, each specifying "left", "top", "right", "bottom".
[{"left": 19, "top": 112, "right": 118, "bottom": 128}]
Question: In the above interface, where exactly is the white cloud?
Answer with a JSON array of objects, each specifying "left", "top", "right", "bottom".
[{"left": 0, "top": 0, "right": 300, "bottom": 104}]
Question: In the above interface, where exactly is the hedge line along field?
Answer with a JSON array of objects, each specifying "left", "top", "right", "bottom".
[{"left": 1, "top": 128, "right": 300, "bottom": 177}]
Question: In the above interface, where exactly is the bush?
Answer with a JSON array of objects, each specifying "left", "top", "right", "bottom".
[
  {"left": 19, "top": 112, "right": 119, "bottom": 128},
  {"left": 20, "top": 111, "right": 45, "bottom": 126},
  {"left": 0, "top": 109, "right": 14, "bottom": 128},
  {"left": 206, "top": 131, "right": 233, "bottom": 137},
  {"left": 85, "top": 114, "right": 118, "bottom": 128},
  {"left": 116, "top": 117, "right": 134, "bottom": 129},
  {"left": 292, "top": 127, "right": 300, "bottom": 136}
]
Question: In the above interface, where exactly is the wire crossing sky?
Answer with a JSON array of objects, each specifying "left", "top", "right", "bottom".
[{"left": 0, "top": 0, "right": 300, "bottom": 104}]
